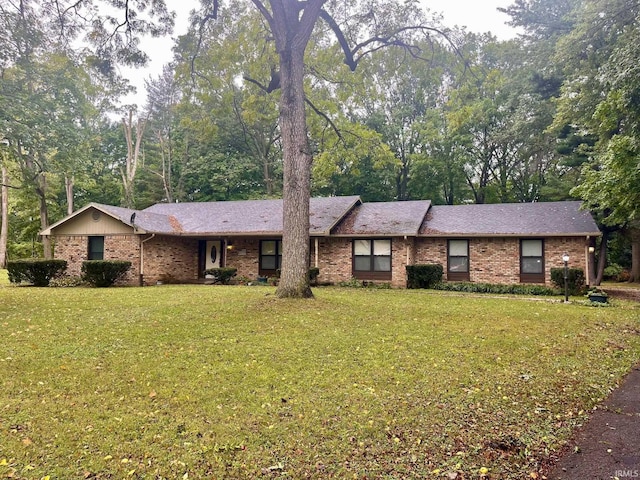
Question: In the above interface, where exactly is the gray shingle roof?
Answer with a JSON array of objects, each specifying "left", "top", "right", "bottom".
[
  {"left": 333, "top": 200, "right": 431, "bottom": 236},
  {"left": 141, "top": 196, "right": 360, "bottom": 235},
  {"left": 97, "top": 205, "right": 178, "bottom": 233},
  {"left": 43, "top": 197, "right": 600, "bottom": 240},
  {"left": 420, "top": 201, "right": 600, "bottom": 236}
]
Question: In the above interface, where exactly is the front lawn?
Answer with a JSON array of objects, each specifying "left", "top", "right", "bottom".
[{"left": 1, "top": 285, "right": 639, "bottom": 479}]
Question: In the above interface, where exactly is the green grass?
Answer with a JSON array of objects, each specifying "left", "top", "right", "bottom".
[
  {"left": 0, "top": 269, "right": 8, "bottom": 286},
  {"left": 0, "top": 285, "right": 639, "bottom": 479}
]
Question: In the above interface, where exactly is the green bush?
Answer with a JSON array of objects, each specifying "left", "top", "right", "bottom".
[
  {"left": 308, "top": 267, "right": 320, "bottom": 285},
  {"left": 433, "top": 281, "right": 558, "bottom": 296},
  {"left": 7, "top": 259, "right": 67, "bottom": 286},
  {"left": 550, "top": 267, "right": 586, "bottom": 295},
  {"left": 603, "top": 263, "right": 624, "bottom": 281},
  {"left": 204, "top": 267, "right": 237, "bottom": 285},
  {"left": 406, "top": 264, "right": 444, "bottom": 289},
  {"left": 82, "top": 260, "right": 132, "bottom": 287}
]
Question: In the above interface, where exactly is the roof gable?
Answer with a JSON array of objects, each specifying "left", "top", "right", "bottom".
[
  {"left": 333, "top": 200, "right": 431, "bottom": 236},
  {"left": 41, "top": 203, "right": 133, "bottom": 236}
]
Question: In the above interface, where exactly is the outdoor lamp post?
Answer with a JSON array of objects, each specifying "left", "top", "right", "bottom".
[{"left": 562, "top": 253, "right": 570, "bottom": 303}]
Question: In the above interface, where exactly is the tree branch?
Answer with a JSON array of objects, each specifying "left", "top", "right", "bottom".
[
  {"left": 190, "top": 0, "right": 219, "bottom": 84},
  {"left": 304, "top": 97, "right": 344, "bottom": 145},
  {"left": 243, "top": 67, "right": 280, "bottom": 93},
  {"left": 319, "top": 9, "right": 469, "bottom": 74}
]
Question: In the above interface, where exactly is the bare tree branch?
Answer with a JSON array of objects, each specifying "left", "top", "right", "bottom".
[
  {"left": 319, "top": 8, "right": 469, "bottom": 74},
  {"left": 305, "top": 97, "right": 344, "bottom": 145}
]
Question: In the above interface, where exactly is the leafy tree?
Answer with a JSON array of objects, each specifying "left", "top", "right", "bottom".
[
  {"left": 143, "top": 65, "right": 182, "bottom": 203},
  {"left": 312, "top": 123, "right": 398, "bottom": 201},
  {"left": 0, "top": 0, "right": 159, "bottom": 255},
  {"left": 185, "top": 0, "right": 445, "bottom": 297},
  {"left": 552, "top": 0, "right": 640, "bottom": 282}
]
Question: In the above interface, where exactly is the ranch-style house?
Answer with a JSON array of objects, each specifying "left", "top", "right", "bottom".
[{"left": 40, "top": 196, "right": 600, "bottom": 288}]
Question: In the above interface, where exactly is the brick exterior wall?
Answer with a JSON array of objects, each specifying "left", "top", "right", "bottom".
[
  {"left": 53, "top": 233, "right": 589, "bottom": 288},
  {"left": 312, "top": 237, "right": 411, "bottom": 288},
  {"left": 54, "top": 234, "right": 140, "bottom": 285},
  {"left": 225, "top": 238, "right": 260, "bottom": 280},
  {"left": 141, "top": 235, "right": 199, "bottom": 285},
  {"left": 415, "top": 236, "right": 587, "bottom": 286}
]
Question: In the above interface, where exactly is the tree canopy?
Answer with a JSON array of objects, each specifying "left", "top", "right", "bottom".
[{"left": 1, "top": 0, "right": 638, "bottom": 283}]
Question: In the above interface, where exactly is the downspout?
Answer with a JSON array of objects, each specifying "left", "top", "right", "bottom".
[
  {"left": 314, "top": 238, "right": 319, "bottom": 268},
  {"left": 139, "top": 234, "right": 156, "bottom": 286}
]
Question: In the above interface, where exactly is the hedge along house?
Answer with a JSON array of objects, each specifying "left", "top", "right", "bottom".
[{"left": 40, "top": 196, "right": 601, "bottom": 288}]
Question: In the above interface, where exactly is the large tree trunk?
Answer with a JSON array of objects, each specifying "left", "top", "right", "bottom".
[
  {"left": 275, "top": 46, "right": 313, "bottom": 298},
  {"left": 0, "top": 165, "right": 8, "bottom": 268},
  {"left": 594, "top": 230, "right": 609, "bottom": 286},
  {"left": 260, "top": 0, "right": 324, "bottom": 298}
]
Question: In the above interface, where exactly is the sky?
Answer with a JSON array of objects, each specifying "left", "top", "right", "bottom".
[{"left": 120, "top": 0, "right": 518, "bottom": 107}]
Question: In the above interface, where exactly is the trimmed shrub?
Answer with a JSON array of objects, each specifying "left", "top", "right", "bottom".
[
  {"left": 82, "top": 260, "right": 132, "bottom": 287},
  {"left": 550, "top": 267, "right": 586, "bottom": 295},
  {"left": 7, "top": 259, "right": 67, "bottom": 286},
  {"left": 603, "top": 263, "right": 623, "bottom": 280},
  {"left": 406, "top": 264, "right": 444, "bottom": 289},
  {"left": 204, "top": 267, "right": 237, "bottom": 285},
  {"left": 433, "top": 281, "right": 558, "bottom": 296},
  {"left": 308, "top": 267, "right": 320, "bottom": 285}
]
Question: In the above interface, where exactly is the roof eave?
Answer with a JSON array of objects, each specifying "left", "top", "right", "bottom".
[{"left": 419, "top": 231, "right": 602, "bottom": 238}]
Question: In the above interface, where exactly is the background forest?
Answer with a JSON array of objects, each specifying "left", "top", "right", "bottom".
[{"left": 0, "top": 0, "right": 638, "bottom": 281}]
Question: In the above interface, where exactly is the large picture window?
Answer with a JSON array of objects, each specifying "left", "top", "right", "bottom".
[
  {"left": 353, "top": 239, "right": 392, "bottom": 280},
  {"left": 88, "top": 236, "right": 104, "bottom": 260},
  {"left": 448, "top": 239, "right": 470, "bottom": 281},
  {"left": 521, "top": 239, "right": 544, "bottom": 283},
  {"left": 260, "top": 240, "right": 282, "bottom": 275}
]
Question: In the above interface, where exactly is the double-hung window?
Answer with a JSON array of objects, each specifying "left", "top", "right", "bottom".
[
  {"left": 353, "top": 239, "right": 392, "bottom": 280},
  {"left": 260, "top": 240, "right": 282, "bottom": 275},
  {"left": 88, "top": 236, "right": 104, "bottom": 260},
  {"left": 520, "top": 239, "right": 544, "bottom": 283},
  {"left": 448, "top": 239, "right": 470, "bottom": 281}
]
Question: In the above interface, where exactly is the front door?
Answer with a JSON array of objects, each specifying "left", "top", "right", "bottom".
[{"left": 205, "top": 240, "right": 222, "bottom": 272}]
